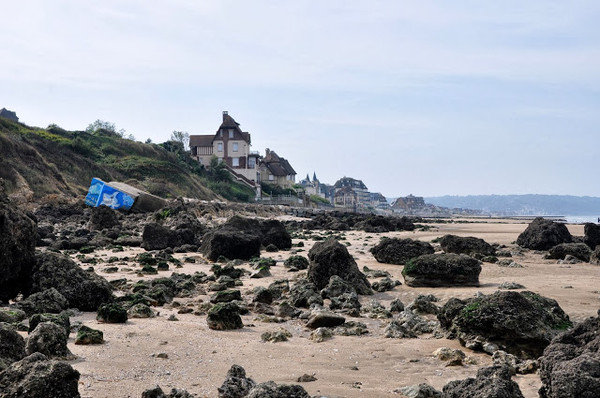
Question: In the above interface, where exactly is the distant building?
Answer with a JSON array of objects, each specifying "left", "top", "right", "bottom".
[
  {"left": 391, "top": 194, "right": 426, "bottom": 211},
  {"left": 189, "top": 111, "right": 260, "bottom": 186},
  {"left": 333, "top": 177, "right": 370, "bottom": 207},
  {"left": 0, "top": 108, "right": 18, "bottom": 122},
  {"left": 259, "top": 149, "right": 297, "bottom": 188}
]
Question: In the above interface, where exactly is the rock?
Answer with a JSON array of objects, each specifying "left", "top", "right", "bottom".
[
  {"left": 211, "top": 290, "right": 242, "bottom": 304},
  {"left": 498, "top": 282, "right": 525, "bottom": 290},
  {"left": 207, "top": 302, "right": 243, "bottom": 330},
  {"left": 406, "top": 294, "right": 439, "bottom": 315},
  {"left": 14, "top": 287, "right": 69, "bottom": 316},
  {"left": 370, "top": 238, "right": 434, "bottom": 265},
  {"left": 307, "top": 239, "right": 372, "bottom": 295},
  {"left": 28, "top": 312, "right": 70, "bottom": 336},
  {"left": 402, "top": 254, "right": 481, "bottom": 287},
  {"left": 583, "top": 222, "right": 600, "bottom": 249},
  {"left": 0, "top": 308, "right": 26, "bottom": 324},
  {"left": 26, "top": 322, "right": 72, "bottom": 359},
  {"left": 252, "top": 287, "right": 273, "bottom": 304},
  {"left": 141, "top": 385, "right": 194, "bottom": 398},
  {"left": 438, "top": 291, "right": 572, "bottom": 358},
  {"left": 89, "top": 205, "right": 120, "bottom": 230},
  {"left": 75, "top": 325, "right": 104, "bottom": 345},
  {"left": 492, "top": 350, "right": 538, "bottom": 375},
  {"left": 439, "top": 235, "right": 496, "bottom": 256},
  {"left": 142, "top": 222, "right": 196, "bottom": 251},
  {"left": 558, "top": 255, "right": 581, "bottom": 265},
  {"left": 0, "top": 180, "right": 37, "bottom": 302},
  {"left": 309, "top": 327, "right": 333, "bottom": 342},
  {"left": 283, "top": 255, "right": 309, "bottom": 270},
  {"left": 591, "top": 246, "right": 600, "bottom": 265},
  {"left": 384, "top": 320, "right": 417, "bottom": 339},
  {"left": 200, "top": 227, "right": 261, "bottom": 261},
  {"left": 0, "top": 353, "right": 81, "bottom": 398},
  {"left": 250, "top": 267, "right": 271, "bottom": 279},
  {"left": 97, "top": 303, "right": 128, "bottom": 323},
  {"left": 218, "top": 364, "right": 256, "bottom": 398},
  {"left": 371, "top": 277, "right": 399, "bottom": 292},
  {"left": 384, "top": 310, "right": 438, "bottom": 338},
  {"left": 396, "top": 383, "right": 442, "bottom": 398},
  {"left": 0, "top": 323, "right": 26, "bottom": 371},
  {"left": 320, "top": 275, "right": 356, "bottom": 299},
  {"left": 516, "top": 217, "right": 572, "bottom": 250},
  {"left": 261, "top": 328, "right": 292, "bottom": 343},
  {"left": 538, "top": 310, "right": 600, "bottom": 398},
  {"left": 289, "top": 279, "right": 323, "bottom": 308},
  {"left": 259, "top": 219, "right": 292, "bottom": 250},
  {"left": 390, "top": 298, "right": 405, "bottom": 313},
  {"left": 28, "top": 252, "right": 114, "bottom": 311},
  {"left": 127, "top": 303, "right": 155, "bottom": 318},
  {"left": 442, "top": 365, "right": 524, "bottom": 398},
  {"left": 329, "top": 292, "right": 361, "bottom": 316},
  {"left": 246, "top": 381, "right": 310, "bottom": 398},
  {"left": 547, "top": 243, "right": 592, "bottom": 262},
  {"left": 305, "top": 310, "right": 345, "bottom": 329},
  {"left": 297, "top": 374, "right": 317, "bottom": 382},
  {"left": 432, "top": 347, "right": 466, "bottom": 366}
]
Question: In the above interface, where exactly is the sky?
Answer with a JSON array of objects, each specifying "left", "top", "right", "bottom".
[{"left": 1, "top": 1, "right": 599, "bottom": 198}]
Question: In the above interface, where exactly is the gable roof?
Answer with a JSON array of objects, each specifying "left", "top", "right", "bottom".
[
  {"left": 261, "top": 149, "right": 297, "bottom": 177},
  {"left": 189, "top": 134, "right": 214, "bottom": 147}
]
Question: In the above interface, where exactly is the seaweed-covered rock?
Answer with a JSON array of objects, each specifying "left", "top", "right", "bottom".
[
  {"left": 141, "top": 385, "right": 194, "bottom": 398},
  {"left": 370, "top": 238, "right": 434, "bottom": 265},
  {"left": 0, "top": 323, "right": 26, "bottom": 371},
  {"left": 28, "top": 252, "right": 113, "bottom": 311},
  {"left": 0, "top": 352, "right": 81, "bottom": 398},
  {"left": 127, "top": 303, "right": 155, "bottom": 318},
  {"left": 583, "top": 222, "right": 600, "bottom": 249},
  {"left": 538, "top": 310, "right": 600, "bottom": 398},
  {"left": 442, "top": 365, "right": 524, "bottom": 398},
  {"left": 15, "top": 287, "right": 69, "bottom": 316},
  {"left": 289, "top": 279, "right": 323, "bottom": 308},
  {"left": 402, "top": 254, "right": 481, "bottom": 287},
  {"left": 246, "top": 381, "right": 311, "bottom": 398},
  {"left": 75, "top": 325, "right": 104, "bottom": 345},
  {"left": 396, "top": 383, "right": 442, "bottom": 398},
  {"left": 307, "top": 239, "right": 372, "bottom": 295},
  {"left": 438, "top": 291, "right": 572, "bottom": 358},
  {"left": 283, "top": 255, "right": 309, "bottom": 270},
  {"left": 142, "top": 222, "right": 196, "bottom": 251},
  {"left": 0, "top": 180, "right": 37, "bottom": 302},
  {"left": 28, "top": 312, "right": 70, "bottom": 336},
  {"left": 305, "top": 310, "right": 345, "bottom": 329},
  {"left": 547, "top": 243, "right": 592, "bottom": 262},
  {"left": 320, "top": 275, "right": 355, "bottom": 299},
  {"left": 211, "top": 290, "right": 242, "bottom": 304},
  {"left": 0, "top": 308, "right": 26, "bottom": 324},
  {"left": 516, "top": 217, "right": 572, "bottom": 250},
  {"left": 96, "top": 303, "right": 128, "bottom": 323},
  {"left": 591, "top": 246, "right": 600, "bottom": 265},
  {"left": 259, "top": 219, "right": 292, "bottom": 250},
  {"left": 218, "top": 364, "right": 256, "bottom": 398},
  {"left": 26, "top": 322, "right": 72, "bottom": 359},
  {"left": 439, "top": 235, "right": 496, "bottom": 256},
  {"left": 207, "top": 302, "right": 243, "bottom": 330}
]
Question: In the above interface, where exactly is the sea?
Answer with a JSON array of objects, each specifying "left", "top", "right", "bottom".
[{"left": 564, "top": 215, "right": 600, "bottom": 224}]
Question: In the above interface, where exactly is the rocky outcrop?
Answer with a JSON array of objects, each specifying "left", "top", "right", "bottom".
[
  {"left": 26, "top": 322, "right": 72, "bottom": 359},
  {"left": 28, "top": 252, "right": 113, "bottom": 311},
  {"left": 207, "top": 302, "right": 243, "bottom": 330},
  {"left": 75, "top": 325, "right": 104, "bottom": 345},
  {"left": 538, "top": 310, "right": 600, "bottom": 398},
  {"left": 97, "top": 303, "right": 128, "bottom": 323},
  {"left": 0, "top": 179, "right": 37, "bottom": 302},
  {"left": 89, "top": 205, "right": 120, "bottom": 230},
  {"left": 370, "top": 238, "right": 434, "bottom": 265},
  {"left": 583, "top": 223, "right": 600, "bottom": 249},
  {"left": 438, "top": 291, "right": 572, "bottom": 358},
  {"left": 0, "top": 352, "right": 81, "bottom": 398},
  {"left": 28, "top": 312, "right": 70, "bottom": 336},
  {"left": 307, "top": 239, "right": 372, "bottom": 295},
  {"left": 142, "top": 222, "right": 196, "bottom": 251},
  {"left": 516, "top": 217, "right": 572, "bottom": 250},
  {"left": 547, "top": 243, "right": 592, "bottom": 262},
  {"left": 402, "top": 254, "right": 481, "bottom": 287},
  {"left": 141, "top": 385, "right": 194, "bottom": 398},
  {"left": 14, "top": 287, "right": 69, "bottom": 316},
  {"left": 442, "top": 365, "right": 524, "bottom": 398},
  {"left": 246, "top": 381, "right": 310, "bottom": 398},
  {"left": 218, "top": 364, "right": 256, "bottom": 398},
  {"left": 0, "top": 323, "right": 26, "bottom": 371},
  {"left": 439, "top": 234, "right": 495, "bottom": 256},
  {"left": 591, "top": 246, "right": 600, "bottom": 265}
]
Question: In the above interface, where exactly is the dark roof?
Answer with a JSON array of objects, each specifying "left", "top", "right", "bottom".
[
  {"left": 189, "top": 135, "right": 214, "bottom": 147},
  {"left": 261, "top": 149, "right": 297, "bottom": 177},
  {"left": 333, "top": 177, "right": 367, "bottom": 190}
]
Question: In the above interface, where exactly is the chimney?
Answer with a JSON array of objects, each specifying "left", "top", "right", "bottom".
[
  {"left": 265, "top": 148, "right": 270, "bottom": 156},
  {"left": 222, "top": 110, "right": 228, "bottom": 121}
]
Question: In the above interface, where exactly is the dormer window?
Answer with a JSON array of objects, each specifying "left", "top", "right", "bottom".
[{"left": 228, "top": 129, "right": 234, "bottom": 138}]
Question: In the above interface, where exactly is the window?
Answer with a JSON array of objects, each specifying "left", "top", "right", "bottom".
[
  {"left": 232, "top": 142, "right": 238, "bottom": 152},
  {"left": 269, "top": 174, "right": 274, "bottom": 181},
  {"left": 217, "top": 143, "right": 223, "bottom": 152},
  {"left": 232, "top": 157, "right": 239, "bottom": 167},
  {"left": 229, "top": 129, "right": 234, "bottom": 138},
  {"left": 248, "top": 157, "right": 256, "bottom": 168}
]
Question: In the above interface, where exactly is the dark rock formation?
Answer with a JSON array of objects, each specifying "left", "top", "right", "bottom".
[
  {"left": 283, "top": 255, "right": 309, "bottom": 270},
  {"left": 89, "top": 205, "right": 120, "bottom": 230},
  {"left": 320, "top": 275, "right": 355, "bottom": 299},
  {"left": 201, "top": 228, "right": 261, "bottom": 262},
  {"left": 0, "top": 179, "right": 37, "bottom": 302},
  {"left": 402, "top": 254, "right": 481, "bottom": 287},
  {"left": 307, "top": 239, "right": 372, "bottom": 295},
  {"left": 538, "top": 310, "right": 600, "bottom": 398},
  {"left": 583, "top": 223, "right": 600, "bottom": 249},
  {"left": 289, "top": 280, "right": 323, "bottom": 308},
  {"left": 207, "top": 302, "right": 243, "bottom": 330},
  {"left": 28, "top": 252, "right": 113, "bottom": 311},
  {"left": 442, "top": 365, "right": 524, "bottom": 398},
  {"left": 96, "top": 303, "right": 128, "bottom": 323},
  {"left": 142, "top": 222, "right": 196, "bottom": 251},
  {"left": 0, "top": 323, "right": 26, "bottom": 371},
  {"left": 15, "top": 287, "right": 69, "bottom": 315},
  {"left": 210, "top": 290, "right": 242, "bottom": 304},
  {"left": 438, "top": 291, "right": 572, "bottom": 358},
  {"left": 75, "top": 325, "right": 104, "bottom": 345},
  {"left": 547, "top": 243, "right": 592, "bottom": 262},
  {"left": 141, "top": 385, "right": 194, "bottom": 398},
  {"left": 0, "top": 352, "right": 81, "bottom": 398},
  {"left": 305, "top": 310, "right": 345, "bottom": 329},
  {"left": 439, "top": 234, "right": 495, "bottom": 256},
  {"left": 591, "top": 246, "right": 600, "bottom": 265},
  {"left": 26, "top": 322, "right": 72, "bottom": 359},
  {"left": 0, "top": 108, "right": 19, "bottom": 122},
  {"left": 28, "top": 312, "right": 70, "bottom": 336},
  {"left": 370, "top": 238, "right": 434, "bottom": 265},
  {"left": 246, "top": 381, "right": 311, "bottom": 398},
  {"left": 407, "top": 294, "right": 439, "bottom": 315},
  {"left": 258, "top": 219, "right": 292, "bottom": 250},
  {"left": 516, "top": 217, "right": 572, "bottom": 250},
  {"left": 396, "top": 383, "right": 442, "bottom": 398},
  {"left": 218, "top": 364, "right": 256, "bottom": 398}
]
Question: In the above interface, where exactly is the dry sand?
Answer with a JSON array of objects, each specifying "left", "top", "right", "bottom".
[{"left": 60, "top": 218, "right": 599, "bottom": 398}]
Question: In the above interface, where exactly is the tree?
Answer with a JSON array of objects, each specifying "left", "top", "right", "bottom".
[
  {"left": 170, "top": 130, "right": 190, "bottom": 151},
  {"left": 86, "top": 119, "right": 126, "bottom": 138}
]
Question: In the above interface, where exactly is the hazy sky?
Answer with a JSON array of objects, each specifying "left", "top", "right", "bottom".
[{"left": 2, "top": 1, "right": 599, "bottom": 198}]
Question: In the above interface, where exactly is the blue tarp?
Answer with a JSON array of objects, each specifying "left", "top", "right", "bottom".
[{"left": 85, "top": 178, "right": 135, "bottom": 210}]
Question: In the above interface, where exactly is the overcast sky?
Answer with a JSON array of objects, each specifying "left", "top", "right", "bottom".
[{"left": 2, "top": 1, "right": 599, "bottom": 198}]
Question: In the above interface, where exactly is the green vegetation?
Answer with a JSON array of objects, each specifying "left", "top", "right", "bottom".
[
  {"left": 0, "top": 117, "right": 253, "bottom": 202},
  {"left": 309, "top": 194, "right": 330, "bottom": 205},
  {"left": 461, "top": 301, "right": 481, "bottom": 319}
]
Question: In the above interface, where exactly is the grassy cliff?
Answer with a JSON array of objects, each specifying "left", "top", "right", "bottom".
[{"left": 0, "top": 118, "right": 254, "bottom": 203}]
